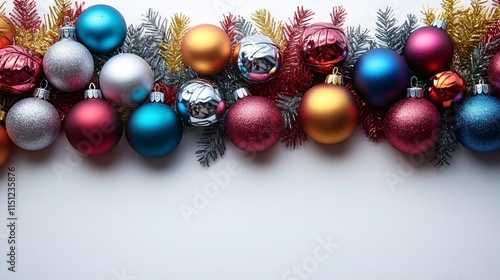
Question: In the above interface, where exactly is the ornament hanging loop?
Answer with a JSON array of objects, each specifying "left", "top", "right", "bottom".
[
  {"left": 84, "top": 83, "right": 103, "bottom": 99},
  {"left": 407, "top": 76, "right": 423, "bottom": 98},
  {"left": 34, "top": 79, "right": 51, "bottom": 100},
  {"left": 325, "top": 67, "right": 343, "bottom": 85},
  {"left": 473, "top": 78, "right": 491, "bottom": 96}
]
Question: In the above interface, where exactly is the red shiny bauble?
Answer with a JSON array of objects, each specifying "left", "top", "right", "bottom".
[
  {"left": 487, "top": 52, "right": 500, "bottom": 95},
  {"left": 0, "top": 45, "right": 43, "bottom": 95},
  {"left": 383, "top": 98, "right": 442, "bottom": 154},
  {"left": 300, "top": 22, "right": 348, "bottom": 73},
  {"left": 225, "top": 96, "right": 284, "bottom": 152},
  {"left": 428, "top": 70, "right": 466, "bottom": 109},
  {"left": 404, "top": 26, "right": 454, "bottom": 77},
  {"left": 0, "top": 125, "right": 11, "bottom": 166},
  {"left": 64, "top": 98, "right": 123, "bottom": 155}
]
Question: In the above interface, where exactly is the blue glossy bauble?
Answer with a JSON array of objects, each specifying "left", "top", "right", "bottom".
[
  {"left": 455, "top": 95, "right": 500, "bottom": 153},
  {"left": 75, "top": 4, "right": 127, "bottom": 54},
  {"left": 352, "top": 48, "right": 410, "bottom": 107},
  {"left": 126, "top": 103, "right": 183, "bottom": 158}
]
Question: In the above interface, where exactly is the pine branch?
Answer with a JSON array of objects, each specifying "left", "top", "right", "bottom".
[
  {"left": 35, "top": 0, "right": 71, "bottom": 55},
  {"left": 142, "top": 8, "right": 167, "bottom": 40},
  {"left": 220, "top": 13, "right": 237, "bottom": 48},
  {"left": 350, "top": 86, "right": 385, "bottom": 141},
  {"left": 494, "top": 0, "right": 500, "bottom": 6},
  {"left": 251, "top": 9, "right": 286, "bottom": 50},
  {"left": 375, "top": 7, "right": 400, "bottom": 49},
  {"left": 394, "top": 14, "right": 419, "bottom": 54},
  {"left": 275, "top": 94, "right": 302, "bottom": 129},
  {"left": 341, "top": 26, "right": 375, "bottom": 82},
  {"left": 196, "top": 122, "right": 227, "bottom": 167},
  {"left": 281, "top": 119, "right": 307, "bottom": 148},
  {"left": 158, "top": 13, "right": 190, "bottom": 73},
  {"left": 431, "top": 108, "right": 457, "bottom": 167},
  {"left": 9, "top": 0, "right": 41, "bottom": 30},
  {"left": 330, "top": 6, "right": 347, "bottom": 28},
  {"left": 64, "top": 1, "right": 85, "bottom": 24},
  {"left": 234, "top": 16, "right": 256, "bottom": 42},
  {"left": 0, "top": 2, "right": 5, "bottom": 14}
]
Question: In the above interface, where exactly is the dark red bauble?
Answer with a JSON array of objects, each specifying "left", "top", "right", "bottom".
[
  {"left": 225, "top": 96, "right": 284, "bottom": 152},
  {"left": 0, "top": 45, "right": 43, "bottom": 95},
  {"left": 404, "top": 26, "right": 454, "bottom": 78},
  {"left": 487, "top": 52, "right": 500, "bottom": 95},
  {"left": 64, "top": 99, "right": 123, "bottom": 155},
  {"left": 383, "top": 98, "right": 442, "bottom": 154}
]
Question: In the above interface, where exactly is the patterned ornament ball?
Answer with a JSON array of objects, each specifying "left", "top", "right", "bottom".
[
  {"left": 0, "top": 45, "right": 43, "bottom": 95},
  {"left": 455, "top": 94, "right": 500, "bottom": 153},
  {"left": 181, "top": 24, "right": 231, "bottom": 75},
  {"left": 76, "top": 4, "right": 127, "bottom": 54},
  {"left": 300, "top": 22, "right": 348, "bottom": 73},
  {"left": 428, "top": 70, "right": 466, "bottom": 109},
  {"left": 404, "top": 25, "right": 454, "bottom": 77},
  {"left": 225, "top": 96, "right": 284, "bottom": 152},
  {"left": 383, "top": 98, "right": 442, "bottom": 154},
  {"left": 43, "top": 25, "right": 94, "bottom": 92},
  {"left": 176, "top": 79, "right": 225, "bottom": 126},
  {"left": 232, "top": 34, "right": 281, "bottom": 83},
  {"left": 100, "top": 53, "right": 154, "bottom": 107},
  {"left": 487, "top": 52, "right": 500, "bottom": 94},
  {"left": 6, "top": 90, "right": 61, "bottom": 151},
  {"left": 352, "top": 48, "right": 410, "bottom": 107},
  {"left": 64, "top": 89, "right": 123, "bottom": 155},
  {"left": 0, "top": 14, "right": 16, "bottom": 48},
  {"left": 126, "top": 93, "right": 183, "bottom": 158},
  {"left": 298, "top": 83, "right": 358, "bottom": 144},
  {"left": 0, "top": 125, "right": 11, "bottom": 166}
]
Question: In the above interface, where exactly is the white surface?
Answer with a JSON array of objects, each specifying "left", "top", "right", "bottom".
[{"left": 2, "top": 0, "right": 500, "bottom": 280}]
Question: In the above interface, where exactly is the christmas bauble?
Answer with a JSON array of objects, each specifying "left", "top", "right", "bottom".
[
  {"left": 181, "top": 24, "right": 231, "bottom": 75},
  {"left": 76, "top": 4, "right": 127, "bottom": 54},
  {"left": 300, "top": 22, "right": 348, "bottom": 73},
  {"left": 404, "top": 25, "right": 453, "bottom": 77},
  {"left": 455, "top": 94, "right": 500, "bottom": 153},
  {"left": 100, "top": 53, "right": 154, "bottom": 107},
  {"left": 42, "top": 25, "right": 94, "bottom": 92},
  {"left": 298, "top": 83, "right": 358, "bottom": 144},
  {"left": 384, "top": 98, "right": 442, "bottom": 154},
  {"left": 0, "top": 125, "right": 11, "bottom": 166},
  {"left": 225, "top": 96, "right": 283, "bottom": 152},
  {"left": 0, "top": 45, "right": 43, "bottom": 95},
  {"left": 352, "top": 48, "right": 410, "bottom": 107},
  {"left": 176, "top": 79, "right": 225, "bottom": 126},
  {"left": 0, "top": 14, "right": 16, "bottom": 48},
  {"left": 126, "top": 93, "right": 183, "bottom": 158},
  {"left": 487, "top": 52, "right": 500, "bottom": 94},
  {"left": 232, "top": 34, "right": 281, "bottom": 83},
  {"left": 428, "top": 70, "right": 466, "bottom": 109},
  {"left": 64, "top": 89, "right": 123, "bottom": 155},
  {"left": 6, "top": 90, "right": 61, "bottom": 151}
]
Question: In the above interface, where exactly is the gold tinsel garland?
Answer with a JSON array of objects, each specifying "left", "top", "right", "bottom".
[{"left": 158, "top": 13, "right": 190, "bottom": 74}]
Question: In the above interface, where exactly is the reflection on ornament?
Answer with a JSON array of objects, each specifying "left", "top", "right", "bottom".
[
  {"left": 100, "top": 53, "right": 154, "bottom": 107},
  {"left": 0, "top": 14, "right": 16, "bottom": 48},
  {"left": 181, "top": 24, "right": 231, "bottom": 75},
  {"left": 0, "top": 45, "right": 43, "bottom": 95},
  {"left": 76, "top": 4, "right": 127, "bottom": 54},
  {"left": 300, "top": 22, "right": 348, "bottom": 73},
  {"left": 176, "top": 79, "right": 225, "bottom": 126},
  {"left": 428, "top": 70, "right": 465, "bottom": 109},
  {"left": 232, "top": 34, "right": 281, "bottom": 83}
]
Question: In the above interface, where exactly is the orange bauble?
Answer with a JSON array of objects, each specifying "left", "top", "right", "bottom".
[
  {"left": 0, "top": 14, "right": 16, "bottom": 48},
  {"left": 180, "top": 24, "right": 231, "bottom": 75},
  {"left": 298, "top": 83, "right": 358, "bottom": 144}
]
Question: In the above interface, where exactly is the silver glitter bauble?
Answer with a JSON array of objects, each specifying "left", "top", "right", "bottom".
[
  {"left": 176, "top": 79, "right": 225, "bottom": 126},
  {"left": 6, "top": 90, "right": 61, "bottom": 151},
  {"left": 100, "top": 53, "right": 154, "bottom": 108},
  {"left": 232, "top": 34, "right": 281, "bottom": 83},
  {"left": 42, "top": 25, "right": 94, "bottom": 92}
]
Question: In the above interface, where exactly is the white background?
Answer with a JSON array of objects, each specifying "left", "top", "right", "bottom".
[{"left": 2, "top": 0, "right": 500, "bottom": 280}]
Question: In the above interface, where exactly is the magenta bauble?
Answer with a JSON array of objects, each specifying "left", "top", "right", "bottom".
[
  {"left": 404, "top": 26, "right": 453, "bottom": 77},
  {"left": 64, "top": 98, "right": 123, "bottom": 155},
  {"left": 225, "top": 96, "right": 284, "bottom": 152},
  {"left": 383, "top": 98, "right": 442, "bottom": 154},
  {"left": 487, "top": 52, "right": 500, "bottom": 95}
]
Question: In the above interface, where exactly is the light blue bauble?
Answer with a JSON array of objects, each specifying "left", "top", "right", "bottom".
[{"left": 76, "top": 4, "right": 127, "bottom": 54}]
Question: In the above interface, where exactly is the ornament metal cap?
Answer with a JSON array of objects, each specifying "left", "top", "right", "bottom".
[
  {"left": 33, "top": 80, "right": 51, "bottom": 100},
  {"left": 59, "top": 16, "right": 76, "bottom": 41},
  {"left": 430, "top": 19, "right": 447, "bottom": 30},
  {"left": 232, "top": 87, "right": 251, "bottom": 101},
  {"left": 0, "top": 98, "right": 6, "bottom": 123},
  {"left": 407, "top": 77, "right": 424, "bottom": 98},
  {"left": 325, "top": 68, "right": 343, "bottom": 85},
  {"left": 150, "top": 91, "right": 165, "bottom": 103},
  {"left": 473, "top": 80, "right": 491, "bottom": 96},
  {"left": 84, "top": 83, "right": 103, "bottom": 99}
]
